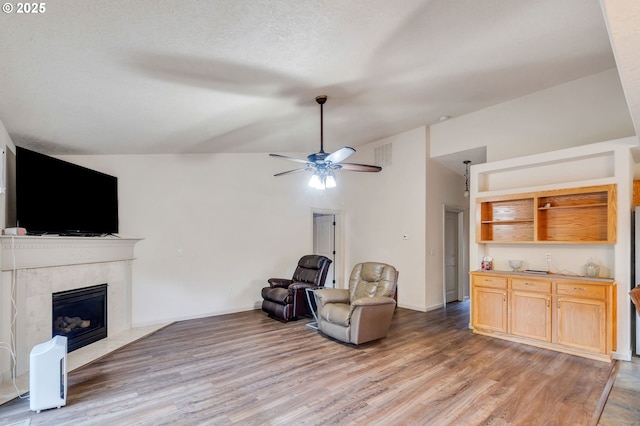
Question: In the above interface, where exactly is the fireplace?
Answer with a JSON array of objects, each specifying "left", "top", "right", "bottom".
[
  {"left": 0, "top": 235, "right": 140, "bottom": 379},
  {"left": 52, "top": 284, "right": 108, "bottom": 352}
]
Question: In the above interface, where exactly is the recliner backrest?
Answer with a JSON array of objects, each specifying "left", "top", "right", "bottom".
[
  {"left": 291, "top": 255, "right": 332, "bottom": 285},
  {"left": 349, "top": 262, "right": 397, "bottom": 302}
]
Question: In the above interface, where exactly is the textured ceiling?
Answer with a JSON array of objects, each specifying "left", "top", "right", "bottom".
[{"left": 0, "top": 0, "right": 624, "bottom": 160}]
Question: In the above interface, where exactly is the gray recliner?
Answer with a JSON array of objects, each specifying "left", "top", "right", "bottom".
[{"left": 315, "top": 262, "right": 398, "bottom": 344}]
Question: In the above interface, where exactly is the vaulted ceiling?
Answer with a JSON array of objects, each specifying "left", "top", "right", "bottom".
[{"left": 0, "top": 0, "right": 637, "bottom": 157}]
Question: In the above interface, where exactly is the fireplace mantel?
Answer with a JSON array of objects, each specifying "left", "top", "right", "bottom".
[{"left": 0, "top": 235, "right": 142, "bottom": 270}]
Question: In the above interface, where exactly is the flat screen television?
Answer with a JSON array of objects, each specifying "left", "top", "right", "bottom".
[{"left": 15, "top": 147, "right": 119, "bottom": 236}]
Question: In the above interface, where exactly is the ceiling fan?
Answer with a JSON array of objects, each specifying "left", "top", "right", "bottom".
[{"left": 270, "top": 95, "right": 382, "bottom": 189}]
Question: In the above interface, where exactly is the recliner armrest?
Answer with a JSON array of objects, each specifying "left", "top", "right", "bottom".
[
  {"left": 351, "top": 296, "right": 396, "bottom": 307},
  {"left": 268, "top": 278, "right": 294, "bottom": 288},
  {"left": 315, "top": 288, "right": 350, "bottom": 304},
  {"left": 289, "top": 282, "right": 318, "bottom": 291}
]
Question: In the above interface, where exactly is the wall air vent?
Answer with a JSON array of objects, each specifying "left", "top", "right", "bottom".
[{"left": 374, "top": 143, "right": 392, "bottom": 167}]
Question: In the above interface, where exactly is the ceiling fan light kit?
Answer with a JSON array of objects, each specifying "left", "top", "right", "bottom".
[
  {"left": 270, "top": 96, "right": 382, "bottom": 189},
  {"left": 309, "top": 169, "right": 336, "bottom": 190}
]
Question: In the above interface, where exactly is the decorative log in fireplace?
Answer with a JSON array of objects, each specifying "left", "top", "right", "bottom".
[
  {"left": 54, "top": 315, "right": 91, "bottom": 333},
  {"left": 52, "top": 284, "right": 108, "bottom": 352}
]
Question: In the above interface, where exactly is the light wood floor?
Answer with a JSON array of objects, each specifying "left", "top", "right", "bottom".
[{"left": 0, "top": 302, "right": 625, "bottom": 425}]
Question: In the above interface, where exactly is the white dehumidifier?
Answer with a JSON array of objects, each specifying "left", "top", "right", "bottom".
[{"left": 29, "top": 335, "right": 67, "bottom": 413}]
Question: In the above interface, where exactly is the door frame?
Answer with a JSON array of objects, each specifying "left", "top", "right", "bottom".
[
  {"left": 442, "top": 205, "right": 465, "bottom": 307},
  {"left": 312, "top": 208, "right": 342, "bottom": 288}
]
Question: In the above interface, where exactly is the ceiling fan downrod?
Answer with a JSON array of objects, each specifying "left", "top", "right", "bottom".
[{"left": 316, "top": 95, "right": 327, "bottom": 154}]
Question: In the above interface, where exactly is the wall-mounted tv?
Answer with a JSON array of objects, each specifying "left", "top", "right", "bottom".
[{"left": 15, "top": 147, "right": 119, "bottom": 236}]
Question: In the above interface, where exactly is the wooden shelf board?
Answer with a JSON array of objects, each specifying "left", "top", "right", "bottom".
[
  {"left": 538, "top": 203, "right": 607, "bottom": 211},
  {"left": 481, "top": 220, "right": 535, "bottom": 224}
]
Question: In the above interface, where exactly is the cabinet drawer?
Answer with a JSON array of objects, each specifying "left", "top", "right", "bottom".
[
  {"left": 473, "top": 275, "right": 507, "bottom": 289},
  {"left": 512, "top": 278, "right": 551, "bottom": 293},
  {"left": 556, "top": 282, "right": 606, "bottom": 299}
]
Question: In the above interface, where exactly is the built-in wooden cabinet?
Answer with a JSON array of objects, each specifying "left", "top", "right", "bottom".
[
  {"left": 471, "top": 275, "right": 508, "bottom": 333},
  {"left": 509, "top": 277, "right": 552, "bottom": 342},
  {"left": 555, "top": 281, "right": 611, "bottom": 354},
  {"left": 477, "top": 184, "right": 616, "bottom": 244},
  {"left": 471, "top": 271, "right": 617, "bottom": 362}
]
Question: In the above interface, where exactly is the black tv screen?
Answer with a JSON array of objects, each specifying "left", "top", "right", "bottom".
[{"left": 16, "top": 147, "right": 119, "bottom": 236}]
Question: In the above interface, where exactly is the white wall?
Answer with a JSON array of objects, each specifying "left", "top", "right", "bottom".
[
  {"left": 341, "top": 126, "right": 467, "bottom": 311},
  {"left": 0, "top": 121, "right": 14, "bottom": 383},
  {"left": 425, "top": 143, "right": 470, "bottom": 308},
  {"left": 60, "top": 153, "right": 344, "bottom": 325},
  {"left": 341, "top": 127, "right": 427, "bottom": 311},
  {"left": 430, "top": 69, "right": 635, "bottom": 161},
  {"left": 600, "top": 0, "right": 640, "bottom": 136}
]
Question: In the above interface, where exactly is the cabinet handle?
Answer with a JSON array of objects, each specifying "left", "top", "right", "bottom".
[
  {"left": 572, "top": 287, "right": 587, "bottom": 291},
  {"left": 503, "top": 294, "right": 506, "bottom": 303},
  {"left": 547, "top": 298, "right": 550, "bottom": 308}
]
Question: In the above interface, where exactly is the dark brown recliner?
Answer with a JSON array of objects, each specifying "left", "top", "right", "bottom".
[{"left": 261, "top": 255, "right": 332, "bottom": 322}]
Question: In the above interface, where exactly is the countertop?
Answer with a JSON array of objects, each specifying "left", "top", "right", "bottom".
[{"left": 471, "top": 269, "right": 615, "bottom": 283}]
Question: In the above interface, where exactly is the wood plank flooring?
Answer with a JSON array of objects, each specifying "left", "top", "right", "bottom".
[
  {"left": 599, "top": 355, "right": 640, "bottom": 425},
  {"left": 0, "top": 302, "right": 619, "bottom": 425}
]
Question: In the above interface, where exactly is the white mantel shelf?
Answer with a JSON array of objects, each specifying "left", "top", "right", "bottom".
[{"left": 0, "top": 235, "right": 143, "bottom": 271}]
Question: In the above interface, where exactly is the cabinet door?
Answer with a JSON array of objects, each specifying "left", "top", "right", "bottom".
[
  {"left": 555, "top": 296, "right": 606, "bottom": 353},
  {"left": 510, "top": 291, "right": 551, "bottom": 342},
  {"left": 472, "top": 286, "right": 507, "bottom": 333}
]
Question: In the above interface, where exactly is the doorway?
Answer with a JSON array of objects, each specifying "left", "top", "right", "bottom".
[
  {"left": 443, "top": 207, "right": 464, "bottom": 305},
  {"left": 313, "top": 211, "right": 339, "bottom": 288}
]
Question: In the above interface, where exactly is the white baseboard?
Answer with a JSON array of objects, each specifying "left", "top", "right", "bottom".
[
  {"left": 132, "top": 304, "right": 259, "bottom": 328},
  {"left": 613, "top": 349, "right": 632, "bottom": 361}
]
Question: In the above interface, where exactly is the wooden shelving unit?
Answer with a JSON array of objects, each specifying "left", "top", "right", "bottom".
[
  {"left": 537, "top": 188, "right": 612, "bottom": 242},
  {"left": 476, "top": 184, "right": 616, "bottom": 244},
  {"left": 479, "top": 198, "right": 534, "bottom": 242}
]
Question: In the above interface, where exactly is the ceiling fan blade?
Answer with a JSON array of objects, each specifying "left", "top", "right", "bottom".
[
  {"left": 274, "top": 167, "right": 311, "bottom": 177},
  {"left": 325, "top": 147, "right": 356, "bottom": 164},
  {"left": 339, "top": 163, "right": 382, "bottom": 172},
  {"left": 269, "top": 153, "right": 310, "bottom": 165}
]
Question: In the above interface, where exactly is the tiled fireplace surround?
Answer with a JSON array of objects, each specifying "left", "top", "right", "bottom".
[{"left": 0, "top": 235, "right": 146, "bottom": 387}]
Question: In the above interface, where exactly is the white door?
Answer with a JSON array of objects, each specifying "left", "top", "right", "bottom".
[
  {"left": 313, "top": 213, "right": 336, "bottom": 287},
  {"left": 444, "top": 210, "right": 459, "bottom": 303}
]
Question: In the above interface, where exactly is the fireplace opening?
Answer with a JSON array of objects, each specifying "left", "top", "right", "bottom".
[{"left": 52, "top": 284, "right": 107, "bottom": 352}]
